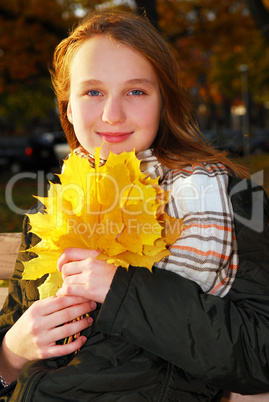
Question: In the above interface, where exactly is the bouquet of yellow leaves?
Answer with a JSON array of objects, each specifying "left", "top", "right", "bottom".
[{"left": 22, "top": 148, "right": 184, "bottom": 300}]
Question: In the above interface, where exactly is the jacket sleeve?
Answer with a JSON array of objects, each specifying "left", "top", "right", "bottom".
[
  {"left": 0, "top": 206, "right": 44, "bottom": 342},
  {"left": 0, "top": 208, "right": 43, "bottom": 400},
  {"left": 96, "top": 177, "right": 269, "bottom": 394}
]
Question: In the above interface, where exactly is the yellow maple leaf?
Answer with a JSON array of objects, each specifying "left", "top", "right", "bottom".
[{"left": 22, "top": 148, "right": 185, "bottom": 299}]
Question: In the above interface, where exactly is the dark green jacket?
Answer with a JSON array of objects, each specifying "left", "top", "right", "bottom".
[{"left": 1, "top": 176, "right": 269, "bottom": 401}]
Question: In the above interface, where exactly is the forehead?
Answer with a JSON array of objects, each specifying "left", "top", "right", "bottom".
[{"left": 69, "top": 36, "right": 158, "bottom": 82}]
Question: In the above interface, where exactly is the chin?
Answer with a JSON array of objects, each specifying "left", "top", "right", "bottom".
[{"left": 100, "top": 145, "right": 130, "bottom": 159}]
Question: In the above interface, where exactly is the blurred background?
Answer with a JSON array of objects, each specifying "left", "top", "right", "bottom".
[{"left": 0, "top": 0, "right": 269, "bottom": 232}]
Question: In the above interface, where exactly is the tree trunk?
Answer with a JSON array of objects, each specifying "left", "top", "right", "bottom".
[
  {"left": 135, "top": 0, "right": 159, "bottom": 30},
  {"left": 245, "top": 0, "right": 269, "bottom": 43}
]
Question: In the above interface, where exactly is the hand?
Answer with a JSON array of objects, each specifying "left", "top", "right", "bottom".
[
  {"left": 0, "top": 295, "right": 95, "bottom": 382},
  {"left": 57, "top": 248, "right": 117, "bottom": 304}
]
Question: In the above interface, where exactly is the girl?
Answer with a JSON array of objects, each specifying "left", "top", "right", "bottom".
[{"left": 1, "top": 9, "right": 269, "bottom": 401}]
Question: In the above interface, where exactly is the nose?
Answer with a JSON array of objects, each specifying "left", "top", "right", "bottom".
[{"left": 102, "top": 96, "right": 126, "bottom": 124}]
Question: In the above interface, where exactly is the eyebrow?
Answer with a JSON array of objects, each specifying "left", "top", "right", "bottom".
[{"left": 78, "top": 78, "right": 155, "bottom": 88}]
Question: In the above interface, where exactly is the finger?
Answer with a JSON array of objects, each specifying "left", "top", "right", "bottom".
[
  {"left": 61, "top": 261, "right": 83, "bottom": 280},
  {"left": 46, "top": 300, "right": 93, "bottom": 328},
  {"left": 51, "top": 315, "right": 93, "bottom": 343},
  {"left": 45, "top": 336, "right": 88, "bottom": 359},
  {"left": 30, "top": 296, "right": 92, "bottom": 318},
  {"left": 56, "top": 284, "right": 88, "bottom": 299},
  {"left": 57, "top": 248, "right": 100, "bottom": 272}
]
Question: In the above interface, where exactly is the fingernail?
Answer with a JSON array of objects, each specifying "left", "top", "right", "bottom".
[
  {"left": 88, "top": 317, "right": 93, "bottom": 325},
  {"left": 90, "top": 301, "right": 97, "bottom": 310}
]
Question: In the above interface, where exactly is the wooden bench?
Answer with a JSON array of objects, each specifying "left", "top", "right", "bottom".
[
  {"left": 0, "top": 233, "right": 268, "bottom": 400},
  {"left": 0, "top": 233, "right": 21, "bottom": 306}
]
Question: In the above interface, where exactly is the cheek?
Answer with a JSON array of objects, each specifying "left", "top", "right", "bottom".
[
  {"left": 76, "top": 104, "right": 92, "bottom": 123},
  {"left": 71, "top": 100, "right": 96, "bottom": 126},
  {"left": 144, "top": 103, "right": 161, "bottom": 133},
  {"left": 137, "top": 101, "right": 160, "bottom": 125}
]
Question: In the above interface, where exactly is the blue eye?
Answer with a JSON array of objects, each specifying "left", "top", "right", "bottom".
[
  {"left": 88, "top": 90, "right": 101, "bottom": 96},
  {"left": 129, "top": 90, "right": 144, "bottom": 96}
]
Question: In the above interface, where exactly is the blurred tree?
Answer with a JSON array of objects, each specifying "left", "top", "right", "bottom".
[
  {"left": 0, "top": 0, "right": 268, "bottom": 132},
  {"left": 157, "top": 0, "right": 269, "bottom": 129},
  {"left": 0, "top": 0, "right": 68, "bottom": 132},
  {"left": 0, "top": 0, "right": 143, "bottom": 132}
]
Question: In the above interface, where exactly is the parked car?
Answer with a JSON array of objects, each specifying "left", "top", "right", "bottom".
[
  {"left": 203, "top": 128, "right": 269, "bottom": 156},
  {"left": 0, "top": 132, "right": 70, "bottom": 173},
  {"left": 248, "top": 128, "right": 269, "bottom": 154},
  {"left": 203, "top": 129, "right": 244, "bottom": 156}
]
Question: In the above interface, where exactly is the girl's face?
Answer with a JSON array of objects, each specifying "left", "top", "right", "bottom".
[{"left": 67, "top": 36, "right": 162, "bottom": 159}]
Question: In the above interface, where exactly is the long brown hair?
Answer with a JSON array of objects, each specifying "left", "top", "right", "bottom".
[{"left": 51, "top": 8, "right": 247, "bottom": 177}]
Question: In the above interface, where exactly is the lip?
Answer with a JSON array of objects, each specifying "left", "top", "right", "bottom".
[{"left": 97, "top": 132, "right": 133, "bottom": 144}]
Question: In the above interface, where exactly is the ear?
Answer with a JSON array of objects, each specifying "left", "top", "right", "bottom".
[{"left": 67, "top": 102, "right": 73, "bottom": 124}]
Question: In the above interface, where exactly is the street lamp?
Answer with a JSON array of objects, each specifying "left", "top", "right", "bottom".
[{"left": 239, "top": 64, "right": 250, "bottom": 161}]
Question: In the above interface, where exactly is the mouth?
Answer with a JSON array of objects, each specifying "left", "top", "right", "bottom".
[{"left": 97, "top": 132, "right": 133, "bottom": 144}]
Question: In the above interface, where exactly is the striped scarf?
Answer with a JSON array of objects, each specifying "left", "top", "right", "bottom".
[{"left": 74, "top": 146, "right": 238, "bottom": 298}]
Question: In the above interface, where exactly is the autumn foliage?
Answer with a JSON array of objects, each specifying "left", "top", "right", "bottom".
[
  {"left": 0, "top": 0, "right": 268, "bottom": 131},
  {"left": 22, "top": 149, "right": 184, "bottom": 299}
]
